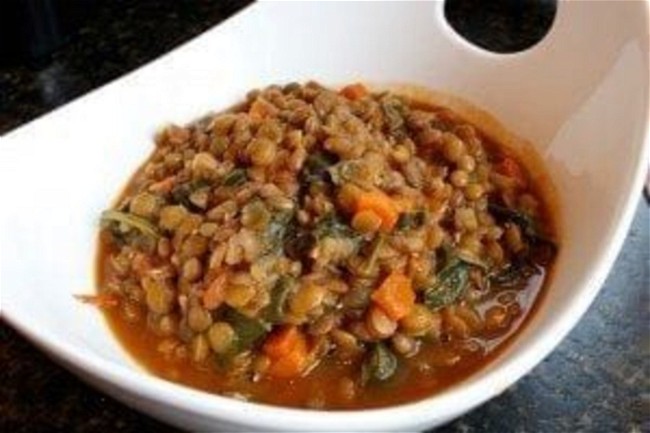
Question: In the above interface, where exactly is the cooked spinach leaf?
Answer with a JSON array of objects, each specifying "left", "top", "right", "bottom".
[
  {"left": 423, "top": 258, "right": 471, "bottom": 310},
  {"left": 223, "top": 308, "right": 270, "bottom": 352},
  {"left": 315, "top": 213, "right": 359, "bottom": 240},
  {"left": 101, "top": 210, "right": 159, "bottom": 239},
  {"left": 264, "top": 210, "right": 294, "bottom": 254},
  {"left": 222, "top": 168, "right": 247, "bottom": 187},
  {"left": 396, "top": 210, "right": 426, "bottom": 231},
  {"left": 266, "top": 276, "right": 296, "bottom": 323},
  {"left": 489, "top": 259, "right": 539, "bottom": 288},
  {"left": 361, "top": 343, "right": 398, "bottom": 385},
  {"left": 302, "top": 151, "right": 338, "bottom": 184}
]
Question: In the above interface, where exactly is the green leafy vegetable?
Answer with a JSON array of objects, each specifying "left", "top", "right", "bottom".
[
  {"left": 396, "top": 210, "right": 426, "bottom": 231},
  {"left": 357, "top": 234, "right": 385, "bottom": 278},
  {"left": 423, "top": 259, "right": 471, "bottom": 310},
  {"left": 283, "top": 222, "right": 316, "bottom": 262},
  {"left": 314, "top": 213, "right": 359, "bottom": 240},
  {"left": 380, "top": 96, "right": 406, "bottom": 136},
  {"left": 223, "top": 308, "right": 270, "bottom": 352},
  {"left": 488, "top": 202, "right": 557, "bottom": 261},
  {"left": 171, "top": 180, "right": 211, "bottom": 212},
  {"left": 327, "top": 160, "right": 359, "bottom": 186},
  {"left": 222, "top": 168, "right": 247, "bottom": 187},
  {"left": 302, "top": 151, "right": 338, "bottom": 184},
  {"left": 265, "top": 210, "right": 295, "bottom": 254},
  {"left": 101, "top": 210, "right": 159, "bottom": 239},
  {"left": 455, "top": 250, "right": 489, "bottom": 271},
  {"left": 266, "top": 277, "right": 296, "bottom": 323},
  {"left": 488, "top": 203, "right": 556, "bottom": 246},
  {"left": 489, "top": 259, "right": 539, "bottom": 288},
  {"left": 361, "top": 343, "right": 398, "bottom": 385}
]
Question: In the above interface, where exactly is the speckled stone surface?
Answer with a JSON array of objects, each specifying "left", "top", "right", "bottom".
[{"left": 1, "top": 1, "right": 648, "bottom": 432}]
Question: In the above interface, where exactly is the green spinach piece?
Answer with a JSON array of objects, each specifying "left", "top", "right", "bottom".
[
  {"left": 361, "top": 343, "right": 398, "bottom": 385},
  {"left": 396, "top": 210, "right": 426, "bottom": 231},
  {"left": 223, "top": 308, "right": 270, "bottom": 353},
  {"left": 489, "top": 258, "right": 539, "bottom": 289},
  {"left": 488, "top": 203, "right": 556, "bottom": 245},
  {"left": 380, "top": 96, "right": 407, "bottom": 136},
  {"left": 423, "top": 258, "right": 471, "bottom": 310},
  {"left": 265, "top": 277, "right": 297, "bottom": 323},
  {"left": 264, "top": 210, "right": 295, "bottom": 254},
  {"left": 100, "top": 210, "right": 159, "bottom": 239},
  {"left": 302, "top": 151, "right": 338, "bottom": 184},
  {"left": 222, "top": 168, "right": 247, "bottom": 187},
  {"left": 314, "top": 213, "right": 359, "bottom": 240}
]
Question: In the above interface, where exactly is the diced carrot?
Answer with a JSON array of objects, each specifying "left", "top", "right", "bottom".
[
  {"left": 76, "top": 293, "right": 120, "bottom": 309},
  {"left": 203, "top": 274, "right": 227, "bottom": 310},
  {"left": 496, "top": 156, "right": 525, "bottom": 185},
  {"left": 148, "top": 176, "right": 177, "bottom": 194},
  {"left": 371, "top": 272, "right": 415, "bottom": 321},
  {"left": 263, "top": 326, "right": 309, "bottom": 378},
  {"left": 354, "top": 189, "right": 400, "bottom": 231},
  {"left": 249, "top": 98, "right": 277, "bottom": 121},
  {"left": 340, "top": 83, "right": 368, "bottom": 100},
  {"left": 265, "top": 331, "right": 309, "bottom": 378},
  {"left": 263, "top": 326, "right": 302, "bottom": 358}
]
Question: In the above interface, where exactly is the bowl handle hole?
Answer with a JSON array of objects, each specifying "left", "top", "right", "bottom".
[{"left": 444, "top": 0, "right": 557, "bottom": 53}]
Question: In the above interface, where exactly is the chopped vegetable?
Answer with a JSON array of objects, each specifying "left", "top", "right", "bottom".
[
  {"left": 263, "top": 326, "right": 309, "bottom": 378},
  {"left": 222, "top": 168, "right": 248, "bottom": 187},
  {"left": 423, "top": 259, "right": 471, "bottom": 310},
  {"left": 489, "top": 259, "right": 539, "bottom": 288},
  {"left": 203, "top": 274, "right": 227, "bottom": 310},
  {"left": 488, "top": 203, "right": 556, "bottom": 250},
  {"left": 340, "top": 83, "right": 368, "bottom": 100},
  {"left": 396, "top": 210, "right": 426, "bottom": 231},
  {"left": 224, "top": 308, "right": 270, "bottom": 353},
  {"left": 314, "top": 212, "right": 359, "bottom": 240},
  {"left": 380, "top": 96, "right": 406, "bottom": 135},
  {"left": 357, "top": 234, "right": 385, "bottom": 278},
  {"left": 371, "top": 272, "right": 415, "bottom": 321},
  {"left": 353, "top": 189, "right": 400, "bottom": 232},
  {"left": 148, "top": 175, "right": 177, "bottom": 194},
  {"left": 101, "top": 210, "right": 159, "bottom": 239},
  {"left": 266, "top": 277, "right": 296, "bottom": 323},
  {"left": 302, "top": 151, "right": 338, "bottom": 184},
  {"left": 265, "top": 210, "right": 295, "bottom": 254},
  {"left": 263, "top": 325, "right": 303, "bottom": 358},
  {"left": 495, "top": 156, "right": 525, "bottom": 184},
  {"left": 361, "top": 343, "right": 398, "bottom": 384}
]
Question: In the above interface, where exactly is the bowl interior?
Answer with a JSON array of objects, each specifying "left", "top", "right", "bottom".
[{"left": 1, "top": 1, "right": 648, "bottom": 431}]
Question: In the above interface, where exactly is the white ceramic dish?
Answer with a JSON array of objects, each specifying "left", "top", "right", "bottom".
[{"left": 1, "top": 1, "right": 648, "bottom": 431}]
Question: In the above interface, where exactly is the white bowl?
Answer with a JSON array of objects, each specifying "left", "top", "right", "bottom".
[{"left": 1, "top": 1, "right": 648, "bottom": 431}]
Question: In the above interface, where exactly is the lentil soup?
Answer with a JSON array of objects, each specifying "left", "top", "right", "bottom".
[{"left": 95, "top": 82, "right": 557, "bottom": 409}]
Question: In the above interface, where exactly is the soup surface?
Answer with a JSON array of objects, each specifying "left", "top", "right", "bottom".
[{"left": 95, "top": 82, "right": 557, "bottom": 409}]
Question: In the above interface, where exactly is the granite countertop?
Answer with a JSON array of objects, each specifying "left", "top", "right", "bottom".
[{"left": 1, "top": 1, "right": 648, "bottom": 432}]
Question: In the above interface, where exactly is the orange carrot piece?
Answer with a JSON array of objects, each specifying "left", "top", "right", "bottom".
[
  {"left": 265, "top": 330, "right": 309, "bottom": 378},
  {"left": 340, "top": 83, "right": 368, "bottom": 100},
  {"left": 263, "top": 326, "right": 302, "bottom": 359},
  {"left": 371, "top": 272, "right": 415, "bottom": 321},
  {"left": 148, "top": 175, "right": 177, "bottom": 194},
  {"left": 203, "top": 274, "right": 227, "bottom": 310},
  {"left": 496, "top": 156, "right": 525, "bottom": 184},
  {"left": 354, "top": 189, "right": 400, "bottom": 231},
  {"left": 76, "top": 293, "right": 120, "bottom": 308}
]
